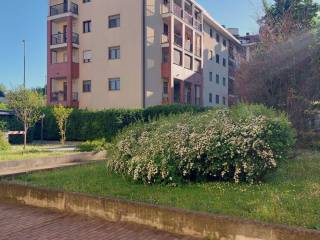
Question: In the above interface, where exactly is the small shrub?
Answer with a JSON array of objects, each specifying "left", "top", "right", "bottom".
[
  {"left": 0, "top": 132, "right": 10, "bottom": 151},
  {"left": 108, "top": 104, "right": 295, "bottom": 184},
  {"left": 78, "top": 139, "right": 108, "bottom": 152}
]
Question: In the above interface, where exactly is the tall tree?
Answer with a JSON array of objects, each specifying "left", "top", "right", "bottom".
[
  {"left": 236, "top": 0, "right": 320, "bottom": 134},
  {"left": 7, "top": 87, "right": 44, "bottom": 149},
  {"left": 0, "top": 84, "right": 6, "bottom": 98}
]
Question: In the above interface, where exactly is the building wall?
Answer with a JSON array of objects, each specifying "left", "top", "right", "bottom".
[
  {"left": 144, "top": 0, "right": 164, "bottom": 107},
  {"left": 75, "top": 0, "right": 144, "bottom": 110},
  {"left": 203, "top": 21, "right": 229, "bottom": 107}
]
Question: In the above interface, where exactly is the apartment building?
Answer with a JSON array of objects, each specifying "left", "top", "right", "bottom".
[{"left": 47, "top": 0, "right": 241, "bottom": 110}]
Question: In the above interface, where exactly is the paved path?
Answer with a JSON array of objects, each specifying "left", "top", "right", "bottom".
[{"left": 0, "top": 203, "right": 196, "bottom": 240}]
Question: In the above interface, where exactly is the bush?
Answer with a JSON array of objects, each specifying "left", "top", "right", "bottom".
[
  {"left": 78, "top": 139, "right": 108, "bottom": 152},
  {"left": 0, "top": 132, "right": 10, "bottom": 151},
  {"left": 107, "top": 104, "right": 295, "bottom": 184},
  {"left": 31, "top": 104, "right": 204, "bottom": 142}
]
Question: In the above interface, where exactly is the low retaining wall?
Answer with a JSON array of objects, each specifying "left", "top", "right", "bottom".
[
  {"left": 0, "top": 152, "right": 105, "bottom": 174},
  {"left": 0, "top": 182, "right": 319, "bottom": 240}
]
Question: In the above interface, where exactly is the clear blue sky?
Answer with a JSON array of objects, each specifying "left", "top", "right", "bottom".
[{"left": 0, "top": 0, "right": 316, "bottom": 89}]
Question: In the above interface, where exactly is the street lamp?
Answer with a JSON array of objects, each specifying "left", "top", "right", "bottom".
[{"left": 22, "top": 40, "right": 26, "bottom": 88}]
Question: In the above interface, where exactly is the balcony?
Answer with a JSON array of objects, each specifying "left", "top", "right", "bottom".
[
  {"left": 51, "top": 32, "right": 79, "bottom": 45},
  {"left": 194, "top": 20, "right": 202, "bottom": 32},
  {"left": 184, "top": 12, "right": 193, "bottom": 26},
  {"left": 173, "top": 4, "right": 183, "bottom": 18},
  {"left": 50, "top": 2, "right": 78, "bottom": 16}
]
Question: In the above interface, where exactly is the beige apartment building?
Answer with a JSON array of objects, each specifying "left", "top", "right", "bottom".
[{"left": 47, "top": 0, "right": 241, "bottom": 110}]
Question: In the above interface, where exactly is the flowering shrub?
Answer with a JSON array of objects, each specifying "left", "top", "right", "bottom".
[{"left": 107, "top": 104, "right": 295, "bottom": 184}]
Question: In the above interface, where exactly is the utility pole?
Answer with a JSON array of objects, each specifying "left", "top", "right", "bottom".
[{"left": 23, "top": 40, "right": 26, "bottom": 88}]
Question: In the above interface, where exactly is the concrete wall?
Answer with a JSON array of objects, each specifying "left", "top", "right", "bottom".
[{"left": 0, "top": 182, "right": 319, "bottom": 240}]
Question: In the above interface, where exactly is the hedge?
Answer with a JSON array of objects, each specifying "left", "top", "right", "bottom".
[{"left": 0, "top": 104, "right": 204, "bottom": 143}]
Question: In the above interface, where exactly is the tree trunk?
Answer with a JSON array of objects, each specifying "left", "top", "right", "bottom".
[{"left": 24, "top": 125, "right": 28, "bottom": 150}]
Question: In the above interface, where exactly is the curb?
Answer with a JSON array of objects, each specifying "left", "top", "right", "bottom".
[{"left": 0, "top": 182, "right": 319, "bottom": 240}]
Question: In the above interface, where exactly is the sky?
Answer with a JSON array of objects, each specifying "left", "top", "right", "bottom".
[{"left": 0, "top": 0, "right": 317, "bottom": 89}]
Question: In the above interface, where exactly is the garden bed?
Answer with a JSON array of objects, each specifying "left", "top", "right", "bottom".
[{"left": 10, "top": 150, "right": 320, "bottom": 230}]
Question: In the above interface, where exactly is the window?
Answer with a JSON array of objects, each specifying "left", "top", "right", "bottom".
[
  {"left": 83, "top": 80, "right": 91, "bottom": 92},
  {"left": 223, "top": 96, "right": 226, "bottom": 105},
  {"left": 184, "top": 54, "right": 192, "bottom": 70},
  {"left": 109, "top": 15, "right": 120, "bottom": 28},
  {"left": 163, "top": 81, "right": 169, "bottom": 95},
  {"left": 163, "top": 23, "right": 169, "bottom": 36},
  {"left": 194, "top": 59, "right": 201, "bottom": 72},
  {"left": 223, "top": 39, "right": 227, "bottom": 47},
  {"left": 109, "top": 46, "right": 120, "bottom": 60},
  {"left": 210, "top": 28, "right": 213, "bottom": 38},
  {"left": 216, "top": 33, "right": 220, "bottom": 42},
  {"left": 83, "top": 20, "right": 91, "bottom": 33},
  {"left": 209, "top": 50, "right": 213, "bottom": 60},
  {"left": 223, "top": 58, "right": 227, "bottom": 67},
  {"left": 216, "top": 54, "right": 220, "bottom": 64},
  {"left": 209, "top": 93, "right": 213, "bottom": 103},
  {"left": 83, "top": 50, "right": 92, "bottom": 63},
  {"left": 109, "top": 78, "right": 120, "bottom": 91},
  {"left": 209, "top": 72, "right": 213, "bottom": 82},
  {"left": 83, "top": 0, "right": 91, "bottom": 3},
  {"left": 216, "top": 74, "right": 220, "bottom": 84},
  {"left": 174, "top": 49, "right": 182, "bottom": 66},
  {"left": 162, "top": 47, "right": 169, "bottom": 63},
  {"left": 216, "top": 95, "right": 220, "bottom": 104},
  {"left": 223, "top": 77, "right": 226, "bottom": 86}
]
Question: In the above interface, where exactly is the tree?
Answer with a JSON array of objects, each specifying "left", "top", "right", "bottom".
[
  {"left": 53, "top": 105, "right": 73, "bottom": 145},
  {"left": 235, "top": 0, "right": 320, "bottom": 134},
  {"left": 0, "top": 84, "right": 6, "bottom": 98},
  {"left": 7, "top": 87, "right": 44, "bottom": 149}
]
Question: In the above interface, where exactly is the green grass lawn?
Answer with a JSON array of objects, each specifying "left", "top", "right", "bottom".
[
  {"left": 0, "top": 144, "right": 79, "bottom": 161},
  {"left": 12, "top": 150, "right": 320, "bottom": 230}
]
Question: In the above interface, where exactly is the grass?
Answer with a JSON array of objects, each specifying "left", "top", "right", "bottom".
[
  {"left": 0, "top": 144, "right": 79, "bottom": 161},
  {"left": 11, "top": 150, "right": 320, "bottom": 230}
]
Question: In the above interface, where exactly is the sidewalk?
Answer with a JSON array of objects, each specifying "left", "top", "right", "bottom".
[{"left": 0, "top": 202, "right": 195, "bottom": 240}]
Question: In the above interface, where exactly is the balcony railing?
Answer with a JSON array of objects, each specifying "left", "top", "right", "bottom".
[
  {"left": 184, "top": 40, "right": 193, "bottom": 52},
  {"left": 50, "top": 2, "right": 78, "bottom": 16},
  {"left": 51, "top": 32, "right": 79, "bottom": 45},
  {"left": 174, "top": 34, "right": 183, "bottom": 47}
]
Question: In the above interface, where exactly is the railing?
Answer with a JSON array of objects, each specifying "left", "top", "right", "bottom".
[
  {"left": 72, "top": 92, "right": 78, "bottom": 101},
  {"left": 51, "top": 91, "right": 66, "bottom": 102},
  {"left": 174, "top": 34, "right": 183, "bottom": 47},
  {"left": 51, "top": 32, "right": 79, "bottom": 45},
  {"left": 50, "top": 2, "right": 78, "bottom": 16}
]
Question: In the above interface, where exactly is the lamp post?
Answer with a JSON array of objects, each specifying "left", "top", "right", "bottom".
[
  {"left": 40, "top": 113, "right": 46, "bottom": 144},
  {"left": 22, "top": 40, "right": 26, "bottom": 88}
]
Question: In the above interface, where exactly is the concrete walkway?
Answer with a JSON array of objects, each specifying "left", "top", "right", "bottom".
[
  {"left": 0, "top": 152, "right": 105, "bottom": 177},
  {"left": 0, "top": 202, "right": 195, "bottom": 240}
]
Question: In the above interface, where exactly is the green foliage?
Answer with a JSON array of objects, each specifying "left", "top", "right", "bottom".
[
  {"left": 32, "top": 104, "right": 204, "bottom": 142},
  {"left": 53, "top": 105, "right": 73, "bottom": 144},
  {"left": 7, "top": 87, "right": 44, "bottom": 148},
  {"left": 108, "top": 104, "right": 295, "bottom": 184},
  {"left": 0, "top": 131, "right": 10, "bottom": 151},
  {"left": 78, "top": 139, "right": 108, "bottom": 152},
  {"left": 0, "top": 84, "right": 6, "bottom": 98},
  {"left": 0, "top": 103, "right": 8, "bottom": 110}
]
